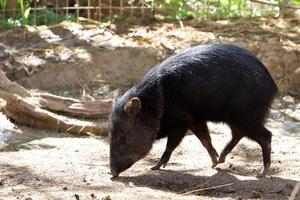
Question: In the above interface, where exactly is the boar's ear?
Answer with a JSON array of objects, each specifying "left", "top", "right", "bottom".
[{"left": 124, "top": 97, "right": 141, "bottom": 117}]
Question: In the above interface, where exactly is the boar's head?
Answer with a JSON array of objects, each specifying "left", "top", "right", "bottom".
[{"left": 109, "top": 90, "right": 159, "bottom": 177}]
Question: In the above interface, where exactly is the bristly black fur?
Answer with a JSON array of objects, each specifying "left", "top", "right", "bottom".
[{"left": 109, "top": 44, "right": 278, "bottom": 177}]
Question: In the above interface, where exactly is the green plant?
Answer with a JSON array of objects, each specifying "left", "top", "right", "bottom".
[
  {"left": 33, "top": 10, "right": 77, "bottom": 26},
  {"left": 156, "top": 0, "right": 299, "bottom": 20},
  {"left": 17, "top": 0, "right": 32, "bottom": 25},
  {"left": 164, "top": 0, "right": 193, "bottom": 19},
  {"left": 0, "top": 0, "right": 7, "bottom": 8},
  {"left": 0, "top": 0, "right": 7, "bottom": 20}
]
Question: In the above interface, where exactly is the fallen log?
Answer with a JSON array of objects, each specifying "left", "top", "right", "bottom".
[
  {"left": 0, "top": 90, "right": 108, "bottom": 136},
  {"left": 0, "top": 69, "right": 112, "bottom": 136},
  {"left": 0, "top": 69, "right": 30, "bottom": 97},
  {"left": 33, "top": 93, "right": 113, "bottom": 119}
]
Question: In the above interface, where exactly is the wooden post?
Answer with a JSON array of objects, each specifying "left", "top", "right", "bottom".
[
  {"left": 13, "top": 0, "right": 16, "bottom": 28},
  {"left": 142, "top": 0, "right": 145, "bottom": 19},
  {"left": 1, "top": 0, "right": 5, "bottom": 24},
  {"left": 56, "top": 0, "right": 59, "bottom": 22},
  {"left": 77, "top": 0, "right": 80, "bottom": 23},
  {"left": 66, "top": 0, "right": 69, "bottom": 18},
  {"left": 207, "top": 0, "right": 211, "bottom": 20},
  {"left": 131, "top": 0, "right": 133, "bottom": 17},
  {"left": 88, "top": 0, "right": 91, "bottom": 20},
  {"left": 109, "top": 0, "right": 112, "bottom": 22},
  {"left": 152, "top": 0, "right": 156, "bottom": 20},
  {"left": 98, "top": 0, "right": 101, "bottom": 21},
  {"left": 34, "top": 0, "right": 37, "bottom": 26},
  {"left": 120, "top": 0, "right": 123, "bottom": 17}
]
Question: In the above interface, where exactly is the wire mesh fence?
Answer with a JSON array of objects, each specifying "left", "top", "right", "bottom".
[{"left": 0, "top": 0, "right": 300, "bottom": 31}]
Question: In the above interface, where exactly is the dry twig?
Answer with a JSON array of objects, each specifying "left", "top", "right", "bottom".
[{"left": 182, "top": 183, "right": 234, "bottom": 195}]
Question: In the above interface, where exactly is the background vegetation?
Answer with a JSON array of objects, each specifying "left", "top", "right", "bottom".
[
  {"left": 154, "top": 0, "right": 300, "bottom": 20},
  {"left": 0, "top": 0, "right": 300, "bottom": 31}
]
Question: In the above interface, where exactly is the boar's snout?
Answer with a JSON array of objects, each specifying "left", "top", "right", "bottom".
[
  {"left": 110, "top": 155, "right": 135, "bottom": 177},
  {"left": 110, "top": 169, "right": 119, "bottom": 178}
]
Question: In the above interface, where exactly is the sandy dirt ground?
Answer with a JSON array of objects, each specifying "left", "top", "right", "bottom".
[{"left": 0, "top": 120, "right": 299, "bottom": 200}]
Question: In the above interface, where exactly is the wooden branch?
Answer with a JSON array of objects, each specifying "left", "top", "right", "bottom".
[
  {"left": 0, "top": 69, "right": 112, "bottom": 135},
  {"left": 33, "top": 93, "right": 113, "bottom": 119},
  {"left": 0, "top": 90, "right": 108, "bottom": 136},
  {"left": 182, "top": 183, "right": 234, "bottom": 195},
  {"left": 0, "top": 70, "right": 30, "bottom": 97}
]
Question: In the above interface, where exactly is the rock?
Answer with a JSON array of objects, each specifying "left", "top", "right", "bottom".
[
  {"left": 90, "top": 193, "right": 96, "bottom": 199},
  {"left": 21, "top": 55, "right": 46, "bottom": 67},
  {"left": 37, "top": 26, "right": 62, "bottom": 43},
  {"left": 74, "top": 194, "right": 80, "bottom": 200},
  {"left": 0, "top": 113, "right": 18, "bottom": 140},
  {"left": 0, "top": 44, "right": 11, "bottom": 60},
  {"left": 283, "top": 122, "right": 300, "bottom": 134},
  {"left": 285, "top": 109, "right": 300, "bottom": 121},
  {"left": 282, "top": 96, "right": 295, "bottom": 108},
  {"left": 102, "top": 195, "right": 111, "bottom": 200},
  {"left": 270, "top": 109, "right": 284, "bottom": 121},
  {"left": 0, "top": 141, "right": 9, "bottom": 151},
  {"left": 58, "top": 47, "right": 74, "bottom": 61},
  {"left": 272, "top": 98, "right": 283, "bottom": 109}
]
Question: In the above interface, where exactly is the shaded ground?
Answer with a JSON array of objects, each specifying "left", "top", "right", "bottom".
[{"left": 0, "top": 116, "right": 299, "bottom": 200}]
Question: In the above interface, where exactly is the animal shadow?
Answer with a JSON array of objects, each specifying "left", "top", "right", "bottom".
[{"left": 116, "top": 170, "right": 299, "bottom": 199}]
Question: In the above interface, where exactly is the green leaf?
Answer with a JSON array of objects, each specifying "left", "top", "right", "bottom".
[
  {"left": 0, "top": 0, "right": 7, "bottom": 8},
  {"left": 24, "top": 7, "right": 31, "bottom": 19}
]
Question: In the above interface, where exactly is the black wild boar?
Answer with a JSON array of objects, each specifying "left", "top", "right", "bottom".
[{"left": 109, "top": 44, "right": 278, "bottom": 178}]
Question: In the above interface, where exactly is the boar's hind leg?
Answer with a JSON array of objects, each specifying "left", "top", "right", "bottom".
[
  {"left": 247, "top": 126, "right": 272, "bottom": 178},
  {"left": 151, "top": 126, "right": 187, "bottom": 170},
  {"left": 191, "top": 122, "right": 219, "bottom": 168},
  {"left": 218, "top": 125, "right": 243, "bottom": 164},
  {"left": 220, "top": 124, "right": 272, "bottom": 177}
]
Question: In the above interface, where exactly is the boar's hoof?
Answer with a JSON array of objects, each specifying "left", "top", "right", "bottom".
[
  {"left": 151, "top": 159, "right": 169, "bottom": 170},
  {"left": 151, "top": 162, "right": 167, "bottom": 170},
  {"left": 257, "top": 164, "right": 270, "bottom": 178},
  {"left": 110, "top": 176, "right": 120, "bottom": 180},
  {"left": 257, "top": 173, "right": 266, "bottom": 178},
  {"left": 257, "top": 169, "right": 267, "bottom": 178},
  {"left": 211, "top": 162, "right": 218, "bottom": 168},
  {"left": 151, "top": 165, "right": 161, "bottom": 170}
]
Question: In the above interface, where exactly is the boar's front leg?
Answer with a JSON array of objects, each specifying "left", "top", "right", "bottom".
[
  {"left": 191, "top": 122, "right": 219, "bottom": 168},
  {"left": 151, "top": 126, "right": 187, "bottom": 170}
]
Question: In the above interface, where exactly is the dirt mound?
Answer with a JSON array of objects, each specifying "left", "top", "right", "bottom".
[{"left": 1, "top": 19, "right": 300, "bottom": 97}]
